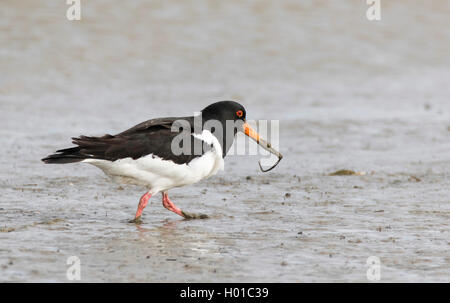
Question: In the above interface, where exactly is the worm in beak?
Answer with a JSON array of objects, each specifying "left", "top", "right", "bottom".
[{"left": 242, "top": 122, "right": 283, "bottom": 172}]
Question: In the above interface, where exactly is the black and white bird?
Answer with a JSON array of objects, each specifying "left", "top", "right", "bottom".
[{"left": 42, "top": 101, "right": 282, "bottom": 222}]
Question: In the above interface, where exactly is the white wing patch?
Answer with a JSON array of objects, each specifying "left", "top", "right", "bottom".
[{"left": 83, "top": 129, "right": 224, "bottom": 193}]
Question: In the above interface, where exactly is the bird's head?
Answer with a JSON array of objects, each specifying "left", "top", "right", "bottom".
[
  {"left": 201, "top": 101, "right": 282, "bottom": 172},
  {"left": 201, "top": 100, "right": 246, "bottom": 127}
]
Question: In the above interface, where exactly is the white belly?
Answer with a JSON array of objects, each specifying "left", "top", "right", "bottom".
[{"left": 83, "top": 130, "right": 224, "bottom": 193}]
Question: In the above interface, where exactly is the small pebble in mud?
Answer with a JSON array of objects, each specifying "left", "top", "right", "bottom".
[
  {"left": 348, "top": 239, "right": 362, "bottom": 244},
  {"left": 285, "top": 193, "right": 291, "bottom": 198},
  {"left": 0, "top": 227, "right": 15, "bottom": 233},
  {"left": 329, "top": 169, "right": 365, "bottom": 176},
  {"left": 409, "top": 176, "right": 421, "bottom": 182},
  {"left": 246, "top": 176, "right": 252, "bottom": 180},
  {"left": 329, "top": 169, "right": 355, "bottom": 176}
]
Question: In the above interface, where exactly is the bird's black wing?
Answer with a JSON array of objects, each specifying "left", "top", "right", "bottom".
[{"left": 42, "top": 116, "right": 209, "bottom": 165}]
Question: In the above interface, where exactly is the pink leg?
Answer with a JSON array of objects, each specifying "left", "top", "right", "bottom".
[
  {"left": 162, "top": 192, "right": 184, "bottom": 217},
  {"left": 132, "top": 191, "right": 152, "bottom": 221}
]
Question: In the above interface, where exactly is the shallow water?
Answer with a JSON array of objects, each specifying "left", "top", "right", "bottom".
[{"left": 0, "top": 1, "right": 449, "bottom": 282}]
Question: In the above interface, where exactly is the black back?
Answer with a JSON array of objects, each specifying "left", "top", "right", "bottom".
[{"left": 42, "top": 101, "right": 247, "bottom": 165}]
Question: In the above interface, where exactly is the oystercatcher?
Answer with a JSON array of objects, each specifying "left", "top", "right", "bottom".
[{"left": 42, "top": 101, "right": 282, "bottom": 222}]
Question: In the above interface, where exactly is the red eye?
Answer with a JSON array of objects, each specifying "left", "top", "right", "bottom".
[{"left": 236, "top": 110, "right": 243, "bottom": 118}]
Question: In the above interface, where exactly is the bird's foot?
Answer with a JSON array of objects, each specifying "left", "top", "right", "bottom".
[
  {"left": 181, "top": 211, "right": 209, "bottom": 220},
  {"left": 129, "top": 216, "right": 143, "bottom": 224},
  {"left": 162, "top": 192, "right": 208, "bottom": 219}
]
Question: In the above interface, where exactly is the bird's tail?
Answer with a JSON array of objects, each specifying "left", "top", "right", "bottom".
[{"left": 41, "top": 147, "right": 86, "bottom": 164}]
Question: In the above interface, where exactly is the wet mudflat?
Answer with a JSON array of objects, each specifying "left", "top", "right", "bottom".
[{"left": 0, "top": 1, "right": 449, "bottom": 282}]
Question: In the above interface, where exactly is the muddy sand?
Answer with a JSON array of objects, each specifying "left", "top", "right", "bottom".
[{"left": 0, "top": 1, "right": 449, "bottom": 282}]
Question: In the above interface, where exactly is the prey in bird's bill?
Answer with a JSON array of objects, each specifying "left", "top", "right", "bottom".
[{"left": 42, "top": 101, "right": 282, "bottom": 222}]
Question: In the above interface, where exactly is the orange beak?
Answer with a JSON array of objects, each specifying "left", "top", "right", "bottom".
[
  {"left": 243, "top": 122, "right": 261, "bottom": 144},
  {"left": 242, "top": 122, "right": 283, "bottom": 172}
]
